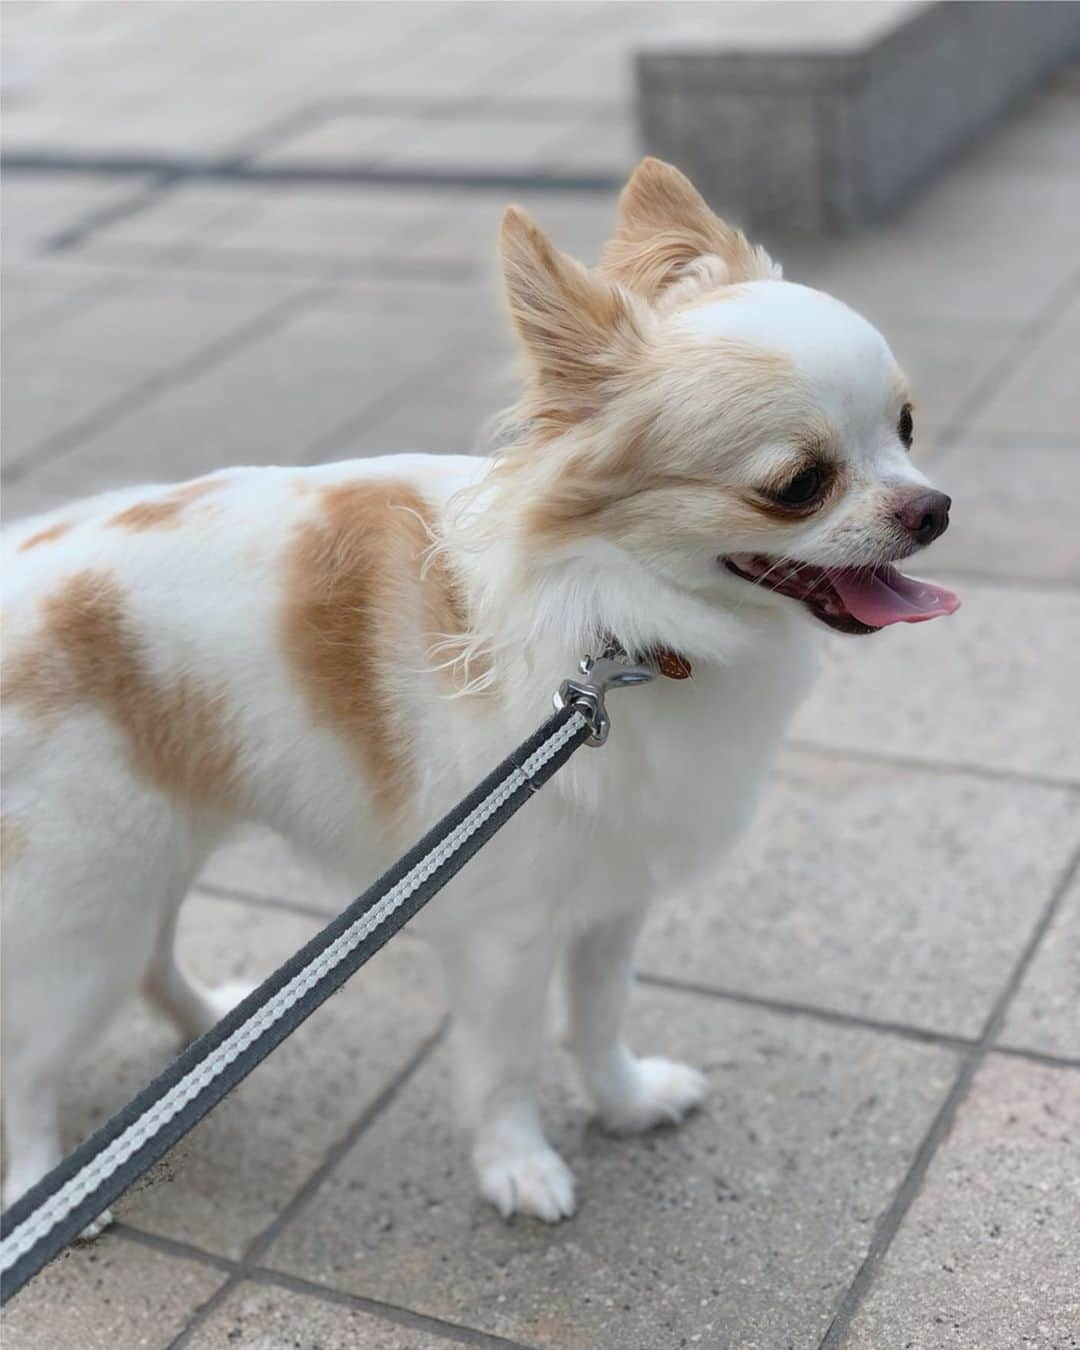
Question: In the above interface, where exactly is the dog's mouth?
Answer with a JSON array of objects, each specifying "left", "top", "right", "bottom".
[{"left": 723, "top": 554, "right": 961, "bottom": 635}]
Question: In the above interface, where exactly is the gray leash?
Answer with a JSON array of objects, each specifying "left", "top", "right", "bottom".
[{"left": 0, "top": 655, "right": 654, "bottom": 1304}]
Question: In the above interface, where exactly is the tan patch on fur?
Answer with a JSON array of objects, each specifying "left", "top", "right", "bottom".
[
  {"left": 3, "top": 570, "right": 240, "bottom": 807},
  {"left": 18, "top": 521, "right": 72, "bottom": 552},
  {"left": 601, "top": 158, "right": 778, "bottom": 302},
  {"left": 107, "top": 478, "right": 223, "bottom": 531},
  {"left": 519, "top": 342, "right": 807, "bottom": 545},
  {"left": 281, "top": 480, "right": 470, "bottom": 821},
  {"left": 1, "top": 817, "right": 27, "bottom": 868}
]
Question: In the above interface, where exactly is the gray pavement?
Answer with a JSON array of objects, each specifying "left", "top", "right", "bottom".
[{"left": 2, "top": 6, "right": 1079, "bottom": 1349}]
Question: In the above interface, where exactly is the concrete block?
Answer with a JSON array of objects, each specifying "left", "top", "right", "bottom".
[{"left": 637, "top": 2, "right": 1080, "bottom": 232}]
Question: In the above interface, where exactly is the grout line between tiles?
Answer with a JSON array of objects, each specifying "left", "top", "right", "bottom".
[
  {"left": 195, "top": 880, "right": 334, "bottom": 924},
  {"left": 637, "top": 972, "right": 976, "bottom": 1052},
  {"left": 197, "top": 881, "right": 1077, "bottom": 1075},
  {"left": 109, "top": 1222, "right": 237, "bottom": 1275},
  {"left": 786, "top": 740, "right": 1080, "bottom": 793},
  {"left": 4, "top": 153, "right": 625, "bottom": 196},
  {"left": 817, "top": 841, "right": 1080, "bottom": 1348},
  {"left": 247, "top": 1265, "right": 539, "bottom": 1349},
  {"left": 991, "top": 1043, "right": 1080, "bottom": 1072},
  {"left": 52, "top": 238, "right": 484, "bottom": 285},
  {"left": 165, "top": 1023, "right": 444, "bottom": 1349}
]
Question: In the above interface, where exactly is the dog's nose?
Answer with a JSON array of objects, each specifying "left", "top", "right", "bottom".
[{"left": 895, "top": 489, "right": 951, "bottom": 545}]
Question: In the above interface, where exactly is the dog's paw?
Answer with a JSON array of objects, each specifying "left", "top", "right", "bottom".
[
  {"left": 186, "top": 980, "right": 258, "bottom": 1038},
  {"left": 75, "top": 1208, "right": 114, "bottom": 1242},
  {"left": 597, "top": 1057, "right": 707, "bottom": 1135},
  {"left": 477, "top": 1146, "right": 576, "bottom": 1223},
  {"left": 205, "top": 980, "right": 257, "bottom": 1020}
]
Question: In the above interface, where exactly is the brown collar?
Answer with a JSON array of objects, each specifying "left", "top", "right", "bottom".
[
  {"left": 651, "top": 646, "right": 693, "bottom": 680},
  {"left": 603, "top": 638, "right": 692, "bottom": 680}
]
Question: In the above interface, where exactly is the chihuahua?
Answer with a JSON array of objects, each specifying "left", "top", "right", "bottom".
[{"left": 1, "top": 159, "right": 957, "bottom": 1224}]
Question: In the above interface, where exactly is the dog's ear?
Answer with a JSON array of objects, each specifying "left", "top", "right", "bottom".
[
  {"left": 501, "top": 206, "right": 645, "bottom": 417},
  {"left": 602, "top": 157, "right": 779, "bottom": 303}
]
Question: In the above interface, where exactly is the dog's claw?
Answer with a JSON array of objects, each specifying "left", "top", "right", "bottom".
[{"left": 478, "top": 1146, "right": 576, "bottom": 1223}]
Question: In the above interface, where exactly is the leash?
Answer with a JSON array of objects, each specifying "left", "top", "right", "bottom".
[{"left": 0, "top": 654, "right": 656, "bottom": 1304}]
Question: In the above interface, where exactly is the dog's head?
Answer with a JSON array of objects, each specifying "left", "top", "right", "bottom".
[{"left": 492, "top": 157, "right": 957, "bottom": 648}]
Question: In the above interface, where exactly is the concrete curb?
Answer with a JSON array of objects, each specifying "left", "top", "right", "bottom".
[{"left": 637, "top": 0, "right": 1080, "bottom": 232}]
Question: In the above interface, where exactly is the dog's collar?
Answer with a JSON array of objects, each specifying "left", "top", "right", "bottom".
[{"left": 602, "top": 637, "right": 692, "bottom": 680}]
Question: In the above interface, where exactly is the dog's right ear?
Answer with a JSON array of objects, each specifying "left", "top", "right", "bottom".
[
  {"left": 501, "top": 206, "right": 645, "bottom": 419},
  {"left": 602, "top": 157, "right": 779, "bottom": 302}
]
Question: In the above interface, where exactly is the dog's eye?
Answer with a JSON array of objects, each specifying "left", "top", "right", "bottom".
[
  {"left": 898, "top": 403, "right": 914, "bottom": 449},
  {"left": 773, "top": 467, "right": 824, "bottom": 509}
]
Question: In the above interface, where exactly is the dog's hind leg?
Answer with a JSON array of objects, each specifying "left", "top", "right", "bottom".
[
  {"left": 143, "top": 899, "right": 256, "bottom": 1042},
  {"left": 0, "top": 770, "right": 205, "bottom": 1223},
  {"left": 1, "top": 872, "right": 162, "bottom": 1220}
]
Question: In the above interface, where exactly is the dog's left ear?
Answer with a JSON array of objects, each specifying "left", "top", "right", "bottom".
[
  {"left": 602, "top": 157, "right": 779, "bottom": 303},
  {"left": 501, "top": 205, "right": 646, "bottom": 418}
]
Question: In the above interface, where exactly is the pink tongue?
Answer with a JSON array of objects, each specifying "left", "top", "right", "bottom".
[{"left": 830, "top": 566, "right": 960, "bottom": 628}]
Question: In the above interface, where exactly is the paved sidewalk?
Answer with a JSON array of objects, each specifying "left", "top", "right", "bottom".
[{"left": 3, "top": 6, "right": 1079, "bottom": 1349}]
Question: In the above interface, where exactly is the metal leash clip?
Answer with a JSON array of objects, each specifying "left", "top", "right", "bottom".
[{"left": 553, "top": 653, "right": 657, "bottom": 747}]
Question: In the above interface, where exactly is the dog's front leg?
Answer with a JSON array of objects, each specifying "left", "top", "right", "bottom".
[
  {"left": 440, "top": 923, "right": 574, "bottom": 1223},
  {"left": 566, "top": 906, "right": 706, "bottom": 1133}
]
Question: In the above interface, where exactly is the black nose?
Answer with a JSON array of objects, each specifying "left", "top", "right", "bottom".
[{"left": 895, "top": 489, "right": 951, "bottom": 545}]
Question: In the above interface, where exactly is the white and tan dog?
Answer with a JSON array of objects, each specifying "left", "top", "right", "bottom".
[{"left": 1, "top": 160, "right": 957, "bottom": 1224}]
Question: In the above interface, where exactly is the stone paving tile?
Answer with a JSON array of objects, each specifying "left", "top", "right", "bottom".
[
  {"left": 972, "top": 65, "right": 1080, "bottom": 174},
  {"left": 807, "top": 160, "right": 1080, "bottom": 331},
  {"left": 1000, "top": 872, "right": 1080, "bottom": 1061},
  {"left": 644, "top": 750, "right": 1080, "bottom": 1038},
  {"left": 253, "top": 112, "right": 420, "bottom": 166},
  {"left": 405, "top": 190, "right": 620, "bottom": 269},
  {"left": 926, "top": 441, "right": 1080, "bottom": 584},
  {"left": 1, "top": 354, "right": 148, "bottom": 478},
  {"left": 540, "top": 113, "right": 639, "bottom": 175},
  {"left": 348, "top": 354, "right": 518, "bottom": 459},
  {"left": 0, "top": 1236, "right": 226, "bottom": 1350},
  {"left": 0, "top": 259, "right": 118, "bottom": 334},
  {"left": 356, "top": 115, "right": 577, "bottom": 174},
  {"left": 351, "top": 3, "right": 610, "bottom": 102},
  {"left": 866, "top": 324, "right": 1017, "bottom": 441},
  {"left": 82, "top": 183, "right": 267, "bottom": 254},
  {"left": 789, "top": 580, "right": 1080, "bottom": 783},
  {"left": 60, "top": 893, "right": 443, "bottom": 1260},
  {"left": 965, "top": 293, "right": 1080, "bottom": 446},
  {"left": 6, "top": 270, "right": 306, "bottom": 377},
  {"left": 185, "top": 1279, "right": 467, "bottom": 1349},
  {"left": 201, "top": 184, "right": 454, "bottom": 263},
  {"left": 845, "top": 1056, "right": 1080, "bottom": 1350},
  {"left": 264, "top": 984, "right": 957, "bottom": 1350},
  {"left": 2, "top": 271, "right": 309, "bottom": 483},
  {"left": 1, "top": 289, "right": 480, "bottom": 521}
]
